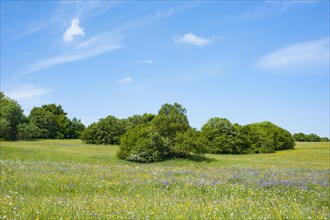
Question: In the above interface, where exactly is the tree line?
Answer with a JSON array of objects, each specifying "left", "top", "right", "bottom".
[
  {"left": 293, "top": 132, "right": 329, "bottom": 142},
  {"left": 0, "top": 92, "right": 85, "bottom": 141},
  {"left": 1, "top": 92, "right": 328, "bottom": 163}
]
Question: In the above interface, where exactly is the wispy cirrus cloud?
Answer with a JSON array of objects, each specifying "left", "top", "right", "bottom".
[
  {"left": 135, "top": 59, "right": 154, "bottom": 64},
  {"left": 239, "top": 0, "right": 318, "bottom": 21},
  {"left": 5, "top": 83, "right": 51, "bottom": 114},
  {"left": 174, "top": 33, "right": 219, "bottom": 47},
  {"left": 255, "top": 37, "right": 329, "bottom": 74},
  {"left": 12, "top": 2, "right": 198, "bottom": 78},
  {"left": 15, "top": 33, "right": 122, "bottom": 77},
  {"left": 112, "top": 2, "right": 201, "bottom": 34},
  {"left": 119, "top": 77, "right": 133, "bottom": 84}
]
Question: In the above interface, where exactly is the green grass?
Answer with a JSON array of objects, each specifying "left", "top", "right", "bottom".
[{"left": 1, "top": 140, "right": 329, "bottom": 219}]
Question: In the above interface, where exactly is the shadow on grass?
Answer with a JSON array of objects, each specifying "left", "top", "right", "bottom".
[{"left": 185, "top": 155, "right": 216, "bottom": 163}]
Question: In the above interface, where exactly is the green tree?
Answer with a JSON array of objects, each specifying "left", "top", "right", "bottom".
[
  {"left": 201, "top": 117, "right": 239, "bottom": 154},
  {"left": 81, "top": 115, "right": 125, "bottom": 145},
  {"left": 0, "top": 118, "right": 11, "bottom": 140},
  {"left": 29, "top": 107, "right": 59, "bottom": 139},
  {"left": 173, "top": 128, "right": 206, "bottom": 157},
  {"left": 320, "top": 137, "right": 330, "bottom": 142},
  {"left": 123, "top": 113, "right": 155, "bottom": 131},
  {"left": 152, "top": 103, "right": 190, "bottom": 142},
  {"left": 238, "top": 124, "right": 274, "bottom": 153},
  {"left": 118, "top": 103, "right": 206, "bottom": 163},
  {"left": 67, "top": 118, "right": 85, "bottom": 138},
  {"left": 28, "top": 104, "right": 73, "bottom": 139},
  {"left": 241, "top": 122, "right": 295, "bottom": 152},
  {"left": 41, "top": 104, "right": 70, "bottom": 138},
  {"left": 117, "top": 124, "right": 170, "bottom": 163},
  {"left": 253, "top": 121, "right": 295, "bottom": 151},
  {"left": 306, "top": 133, "right": 321, "bottom": 142},
  {"left": 17, "top": 123, "right": 42, "bottom": 140},
  {"left": 293, "top": 132, "right": 308, "bottom": 142},
  {"left": 0, "top": 92, "right": 25, "bottom": 140},
  {"left": 293, "top": 132, "right": 328, "bottom": 142}
]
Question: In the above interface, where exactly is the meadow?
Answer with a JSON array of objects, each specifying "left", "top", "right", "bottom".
[{"left": 0, "top": 140, "right": 329, "bottom": 219}]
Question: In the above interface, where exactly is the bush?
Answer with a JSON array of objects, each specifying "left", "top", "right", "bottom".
[
  {"left": 123, "top": 113, "right": 155, "bottom": 131},
  {"left": 117, "top": 125, "right": 170, "bottom": 163},
  {"left": 118, "top": 103, "right": 205, "bottom": 163},
  {"left": 253, "top": 122, "right": 295, "bottom": 151},
  {"left": 151, "top": 103, "right": 190, "bottom": 141},
  {"left": 239, "top": 122, "right": 295, "bottom": 153},
  {"left": 18, "top": 123, "right": 42, "bottom": 140},
  {"left": 28, "top": 104, "right": 72, "bottom": 139},
  {"left": 0, "top": 92, "right": 25, "bottom": 140},
  {"left": 173, "top": 128, "right": 206, "bottom": 157},
  {"left": 293, "top": 132, "right": 328, "bottom": 142},
  {"left": 81, "top": 115, "right": 125, "bottom": 145},
  {"left": 201, "top": 117, "right": 239, "bottom": 154},
  {"left": 201, "top": 119, "right": 295, "bottom": 154},
  {"left": 238, "top": 124, "right": 274, "bottom": 153},
  {"left": 67, "top": 118, "right": 85, "bottom": 138}
]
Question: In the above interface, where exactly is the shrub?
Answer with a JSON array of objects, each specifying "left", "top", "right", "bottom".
[
  {"left": 201, "top": 117, "right": 239, "bottom": 154},
  {"left": 240, "top": 122, "right": 295, "bottom": 153},
  {"left": 117, "top": 125, "right": 170, "bottom": 163},
  {"left": 253, "top": 121, "right": 295, "bottom": 151},
  {"left": 238, "top": 124, "right": 274, "bottom": 153},
  {"left": 123, "top": 113, "right": 155, "bottom": 131},
  {"left": 81, "top": 115, "right": 125, "bottom": 145},
  {"left": 18, "top": 123, "right": 42, "bottom": 140},
  {"left": 118, "top": 103, "right": 206, "bottom": 163},
  {"left": 67, "top": 118, "right": 85, "bottom": 139},
  {"left": 28, "top": 104, "right": 72, "bottom": 139},
  {"left": 0, "top": 92, "right": 25, "bottom": 140},
  {"left": 151, "top": 103, "right": 190, "bottom": 141},
  {"left": 173, "top": 128, "right": 206, "bottom": 157}
]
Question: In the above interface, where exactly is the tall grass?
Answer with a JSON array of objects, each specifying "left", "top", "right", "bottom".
[{"left": 1, "top": 140, "right": 329, "bottom": 219}]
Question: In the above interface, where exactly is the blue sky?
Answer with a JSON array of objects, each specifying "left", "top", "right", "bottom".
[{"left": 1, "top": 1, "right": 329, "bottom": 137}]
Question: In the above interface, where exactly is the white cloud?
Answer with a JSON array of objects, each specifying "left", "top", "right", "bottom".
[
  {"left": 13, "top": 3, "right": 196, "bottom": 78},
  {"left": 5, "top": 83, "right": 51, "bottom": 114},
  {"left": 29, "top": 44, "right": 121, "bottom": 73},
  {"left": 135, "top": 59, "right": 154, "bottom": 64},
  {"left": 63, "top": 18, "right": 85, "bottom": 42},
  {"left": 174, "top": 33, "right": 217, "bottom": 46},
  {"left": 6, "top": 84, "right": 50, "bottom": 101},
  {"left": 14, "top": 33, "right": 122, "bottom": 77},
  {"left": 239, "top": 0, "right": 318, "bottom": 21},
  {"left": 255, "top": 37, "right": 329, "bottom": 74},
  {"left": 120, "top": 77, "right": 133, "bottom": 84}
]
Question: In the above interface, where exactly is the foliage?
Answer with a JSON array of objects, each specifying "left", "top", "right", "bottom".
[
  {"left": 118, "top": 125, "right": 170, "bottom": 162},
  {"left": 0, "top": 92, "right": 25, "bottom": 140},
  {"left": 238, "top": 124, "right": 275, "bottom": 153},
  {"left": 29, "top": 107, "right": 59, "bottom": 139},
  {"left": 201, "top": 117, "right": 239, "bottom": 154},
  {"left": 253, "top": 121, "right": 295, "bottom": 151},
  {"left": 67, "top": 118, "right": 86, "bottom": 138},
  {"left": 17, "top": 123, "right": 42, "bottom": 140},
  {"left": 118, "top": 103, "right": 204, "bottom": 162},
  {"left": 201, "top": 119, "right": 295, "bottom": 154},
  {"left": 81, "top": 115, "right": 125, "bottom": 145},
  {"left": 152, "top": 103, "right": 190, "bottom": 141},
  {"left": 26, "top": 103, "right": 85, "bottom": 140},
  {"left": 123, "top": 113, "right": 155, "bottom": 131},
  {"left": 173, "top": 128, "right": 206, "bottom": 157},
  {"left": 293, "top": 132, "right": 329, "bottom": 142}
]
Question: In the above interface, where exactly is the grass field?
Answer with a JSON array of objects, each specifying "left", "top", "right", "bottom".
[{"left": 1, "top": 140, "right": 329, "bottom": 219}]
